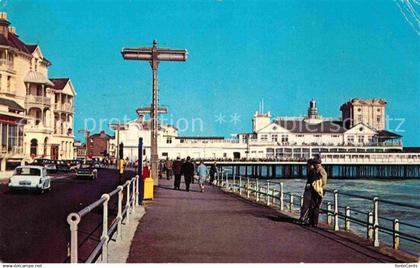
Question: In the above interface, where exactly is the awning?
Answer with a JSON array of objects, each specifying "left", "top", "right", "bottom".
[
  {"left": 24, "top": 71, "right": 54, "bottom": 86},
  {"left": 0, "top": 98, "right": 25, "bottom": 112}
]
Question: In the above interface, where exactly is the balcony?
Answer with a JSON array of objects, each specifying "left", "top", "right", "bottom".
[
  {"left": 0, "top": 145, "right": 23, "bottom": 156},
  {"left": 25, "top": 95, "right": 51, "bottom": 108},
  {"left": 54, "top": 102, "right": 73, "bottom": 113},
  {"left": 0, "top": 59, "right": 14, "bottom": 73}
]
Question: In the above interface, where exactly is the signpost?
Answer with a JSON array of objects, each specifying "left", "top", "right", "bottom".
[{"left": 121, "top": 40, "right": 188, "bottom": 185}]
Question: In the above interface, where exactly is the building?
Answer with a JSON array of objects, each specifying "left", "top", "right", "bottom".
[
  {"left": 86, "top": 131, "right": 114, "bottom": 160},
  {"left": 340, "top": 98, "right": 386, "bottom": 130},
  {"left": 0, "top": 12, "right": 76, "bottom": 176}
]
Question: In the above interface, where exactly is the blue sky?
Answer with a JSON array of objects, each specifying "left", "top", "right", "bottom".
[{"left": 4, "top": 0, "right": 419, "bottom": 145}]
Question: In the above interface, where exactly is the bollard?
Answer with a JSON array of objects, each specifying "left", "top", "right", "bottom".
[
  {"left": 67, "top": 213, "right": 81, "bottom": 263},
  {"left": 280, "top": 182, "right": 284, "bottom": 211},
  {"left": 327, "top": 202, "right": 332, "bottom": 225},
  {"left": 289, "top": 194, "right": 294, "bottom": 212},
  {"left": 334, "top": 190, "right": 339, "bottom": 231},
  {"left": 266, "top": 181, "right": 270, "bottom": 206},
  {"left": 367, "top": 211, "right": 373, "bottom": 240},
  {"left": 247, "top": 177, "right": 250, "bottom": 198},
  {"left": 256, "top": 179, "right": 259, "bottom": 201},
  {"left": 393, "top": 219, "right": 399, "bottom": 250},
  {"left": 345, "top": 206, "right": 351, "bottom": 231},
  {"left": 101, "top": 193, "right": 110, "bottom": 262},
  {"left": 117, "top": 186, "right": 124, "bottom": 241},
  {"left": 373, "top": 197, "right": 379, "bottom": 247}
]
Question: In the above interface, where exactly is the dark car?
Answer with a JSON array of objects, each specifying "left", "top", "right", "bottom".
[{"left": 76, "top": 163, "right": 97, "bottom": 180}]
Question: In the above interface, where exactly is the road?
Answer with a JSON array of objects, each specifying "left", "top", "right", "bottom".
[{"left": 0, "top": 168, "right": 135, "bottom": 263}]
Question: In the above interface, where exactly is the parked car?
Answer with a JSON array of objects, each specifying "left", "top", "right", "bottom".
[
  {"left": 8, "top": 166, "right": 51, "bottom": 194},
  {"left": 76, "top": 163, "right": 97, "bottom": 180}
]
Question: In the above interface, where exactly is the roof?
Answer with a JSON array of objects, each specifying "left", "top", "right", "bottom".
[
  {"left": 274, "top": 119, "right": 346, "bottom": 134},
  {"left": 26, "top": 44, "right": 37, "bottom": 53},
  {"left": 50, "top": 78, "right": 69, "bottom": 90},
  {"left": 0, "top": 33, "right": 51, "bottom": 64},
  {"left": 176, "top": 136, "right": 225, "bottom": 140},
  {"left": 375, "top": 130, "right": 402, "bottom": 139},
  {"left": 0, "top": 97, "right": 25, "bottom": 112},
  {"left": 24, "top": 71, "right": 54, "bottom": 86},
  {"left": 89, "top": 131, "right": 114, "bottom": 140}
]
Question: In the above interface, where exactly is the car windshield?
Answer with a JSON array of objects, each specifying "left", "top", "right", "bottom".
[
  {"left": 15, "top": 167, "right": 41, "bottom": 176},
  {"left": 80, "top": 164, "right": 92, "bottom": 169}
]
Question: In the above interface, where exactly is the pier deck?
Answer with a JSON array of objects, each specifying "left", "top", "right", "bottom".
[{"left": 127, "top": 179, "right": 407, "bottom": 263}]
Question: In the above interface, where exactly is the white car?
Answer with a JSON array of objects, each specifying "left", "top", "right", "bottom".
[{"left": 8, "top": 166, "right": 51, "bottom": 194}]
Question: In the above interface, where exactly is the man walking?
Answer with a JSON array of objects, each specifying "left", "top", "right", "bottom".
[
  {"left": 164, "top": 157, "right": 173, "bottom": 180},
  {"left": 196, "top": 161, "right": 208, "bottom": 192},
  {"left": 173, "top": 157, "right": 183, "bottom": 190},
  {"left": 182, "top": 156, "right": 195, "bottom": 192},
  {"left": 209, "top": 162, "right": 217, "bottom": 185}
]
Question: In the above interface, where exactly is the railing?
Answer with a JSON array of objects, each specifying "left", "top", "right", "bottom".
[
  {"left": 54, "top": 102, "right": 73, "bottom": 112},
  {"left": 0, "top": 59, "right": 14, "bottom": 71},
  {"left": 67, "top": 175, "right": 140, "bottom": 263},
  {"left": 25, "top": 95, "right": 51, "bottom": 106},
  {"left": 215, "top": 170, "right": 420, "bottom": 255}
]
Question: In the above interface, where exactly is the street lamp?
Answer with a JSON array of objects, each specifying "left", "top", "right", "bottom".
[{"left": 121, "top": 40, "right": 188, "bottom": 185}]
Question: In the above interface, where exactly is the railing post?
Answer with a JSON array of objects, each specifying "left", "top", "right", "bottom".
[
  {"left": 247, "top": 178, "right": 250, "bottom": 198},
  {"left": 101, "top": 193, "right": 110, "bottom": 263},
  {"left": 256, "top": 178, "right": 259, "bottom": 201},
  {"left": 135, "top": 176, "right": 139, "bottom": 207},
  {"left": 345, "top": 206, "right": 351, "bottom": 231},
  {"left": 393, "top": 219, "right": 399, "bottom": 250},
  {"left": 225, "top": 172, "right": 229, "bottom": 189},
  {"left": 300, "top": 195, "right": 303, "bottom": 210},
  {"left": 232, "top": 173, "right": 236, "bottom": 191},
  {"left": 266, "top": 181, "right": 270, "bottom": 206},
  {"left": 327, "top": 202, "right": 332, "bottom": 225},
  {"left": 334, "top": 190, "right": 339, "bottom": 231},
  {"left": 367, "top": 211, "right": 373, "bottom": 240},
  {"left": 67, "top": 213, "right": 81, "bottom": 264},
  {"left": 289, "top": 194, "right": 294, "bottom": 212},
  {"left": 280, "top": 182, "right": 284, "bottom": 211},
  {"left": 117, "top": 186, "right": 123, "bottom": 241},
  {"left": 239, "top": 176, "right": 242, "bottom": 196},
  {"left": 126, "top": 181, "right": 131, "bottom": 224},
  {"left": 131, "top": 178, "right": 136, "bottom": 211},
  {"left": 373, "top": 197, "right": 379, "bottom": 247}
]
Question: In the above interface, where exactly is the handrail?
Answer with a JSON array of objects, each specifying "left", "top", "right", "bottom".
[
  {"left": 215, "top": 172, "right": 420, "bottom": 254},
  {"left": 67, "top": 175, "right": 140, "bottom": 263}
]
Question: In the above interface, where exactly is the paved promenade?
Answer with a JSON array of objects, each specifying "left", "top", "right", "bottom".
[{"left": 127, "top": 179, "right": 405, "bottom": 263}]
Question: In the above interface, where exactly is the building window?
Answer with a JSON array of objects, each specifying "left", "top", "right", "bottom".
[
  {"left": 281, "top": 135, "right": 288, "bottom": 143},
  {"left": 166, "top": 137, "right": 172, "bottom": 144},
  {"left": 297, "top": 134, "right": 304, "bottom": 137},
  {"left": 7, "top": 76, "right": 11, "bottom": 91},
  {"left": 358, "top": 136, "right": 364, "bottom": 144},
  {"left": 331, "top": 135, "right": 339, "bottom": 138},
  {"left": 162, "top": 152, "right": 168, "bottom": 157},
  {"left": 260, "top": 134, "right": 268, "bottom": 141},
  {"left": 314, "top": 135, "right": 321, "bottom": 138},
  {"left": 271, "top": 134, "right": 278, "bottom": 142},
  {"left": 357, "top": 115, "right": 362, "bottom": 122},
  {"left": 347, "top": 136, "right": 354, "bottom": 143},
  {"left": 377, "top": 116, "right": 381, "bottom": 123}
]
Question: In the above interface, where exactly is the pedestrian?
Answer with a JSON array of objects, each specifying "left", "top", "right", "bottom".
[
  {"left": 182, "top": 156, "right": 195, "bottom": 192},
  {"left": 164, "top": 157, "right": 173, "bottom": 180},
  {"left": 196, "top": 161, "right": 208, "bottom": 192},
  {"left": 299, "top": 159, "right": 316, "bottom": 224},
  {"left": 173, "top": 157, "right": 183, "bottom": 190},
  {"left": 142, "top": 161, "right": 150, "bottom": 180},
  {"left": 209, "top": 162, "right": 217, "bottom": 185},
  {"left": 308, "top": 158, "right": 328, "bottom": 227}
]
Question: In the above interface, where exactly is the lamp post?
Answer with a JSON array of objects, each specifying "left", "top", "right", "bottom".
[
  {"left": 78, "top": 129, "right": 90, "bottom": 161},
  {"left": 121, "top": 40, "right": 188, "bottom": 185}
]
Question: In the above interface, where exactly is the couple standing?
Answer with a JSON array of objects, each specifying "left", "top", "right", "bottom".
[{"left": 299, "top": 158, "right": 328, "bottom": 227}]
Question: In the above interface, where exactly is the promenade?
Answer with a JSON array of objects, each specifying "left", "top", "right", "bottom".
[{"left": 126, "top": 178, "right": 406, "bottom": 263}]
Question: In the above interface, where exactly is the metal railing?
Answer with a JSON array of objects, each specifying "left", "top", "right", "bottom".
[
  {"left": 67, "top": 175, "right": 140, "bottom": 263},
  {"left": 215, "top": 170, "right": 420, "bottom": 254}
]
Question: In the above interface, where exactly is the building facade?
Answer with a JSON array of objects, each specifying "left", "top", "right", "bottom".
[
  {"left": 111, "top": 98, "right": 417, "bottom": 165},
  {"left": 86, "top": 131, "right": 114, "bottom": 160},
  {"left": 0, "top": 12, "right": 76, "bottom": 176},
  {"left": 340, "top": 98, "right": 386, "bottom": 130}
]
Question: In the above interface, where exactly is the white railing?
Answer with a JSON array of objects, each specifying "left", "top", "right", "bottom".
[
  {"left": 67, "top": 175, "right": 140, "bottom": 263},
  {"left": 25, "top": 95, "right": 51, "bottom": 105}
]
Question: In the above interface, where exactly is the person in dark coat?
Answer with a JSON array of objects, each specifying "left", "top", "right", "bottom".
[
  {"left": 299, "top": 159, "right": 316, "bottom": 224},
  {"left": 182, "top": 156, "right": 195, "bottom": 192},
  {"left": 308, "top": 158, "right": 328, "bottom": 227},
  {"left": 209, "top": 162, "right": 217, "bottom": 185},
  {"left": 173, "top": 157, "right": 183, "bottom": 190}
]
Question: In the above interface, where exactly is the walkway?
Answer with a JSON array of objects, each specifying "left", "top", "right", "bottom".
[{"left": 127, "top": 178, "right": 402, "bottom": 263}]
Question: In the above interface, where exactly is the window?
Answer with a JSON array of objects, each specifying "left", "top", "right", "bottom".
[
  {"left": 331, "top": 135, "right": 339, "bottom": 138},
  {"left": 377, "top": 115, "right": 381, "bottom": 123},
  {"left": 314, "top": 135, "right": 321, "bottom": 138},
  {"left": 260, "top": 134, "right": 268, "bottom": 141},
  {"left": 162, "top": 152, "right": 168, "bottom": 157},
  {"left": 7, "top": 76, "right": 10, "bottom": 91},
  {"left": 358, "top": 136, "right": 364, "bottom": 144},
  {"left": 357, "top": 115, "right": 362, "bottom": 122},
  {"left": 297, "top": 134, "right": 304, "bottom": 137},
  {"left": 271, "top": 134, "right": 278, "bottom": 142},
  {"left": 347, "top": 135, "right": 354, "bottom": 143},
  {"left": 166, "top": 137, "right": 172, "bottom": 144},
  {"left": 281, "top": 135, "right": 288, "bottom": 143}
]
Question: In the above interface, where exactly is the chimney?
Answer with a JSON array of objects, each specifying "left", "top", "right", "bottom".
[{"left": 0, "top": 12, "right": 10, "bottom": 39}]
